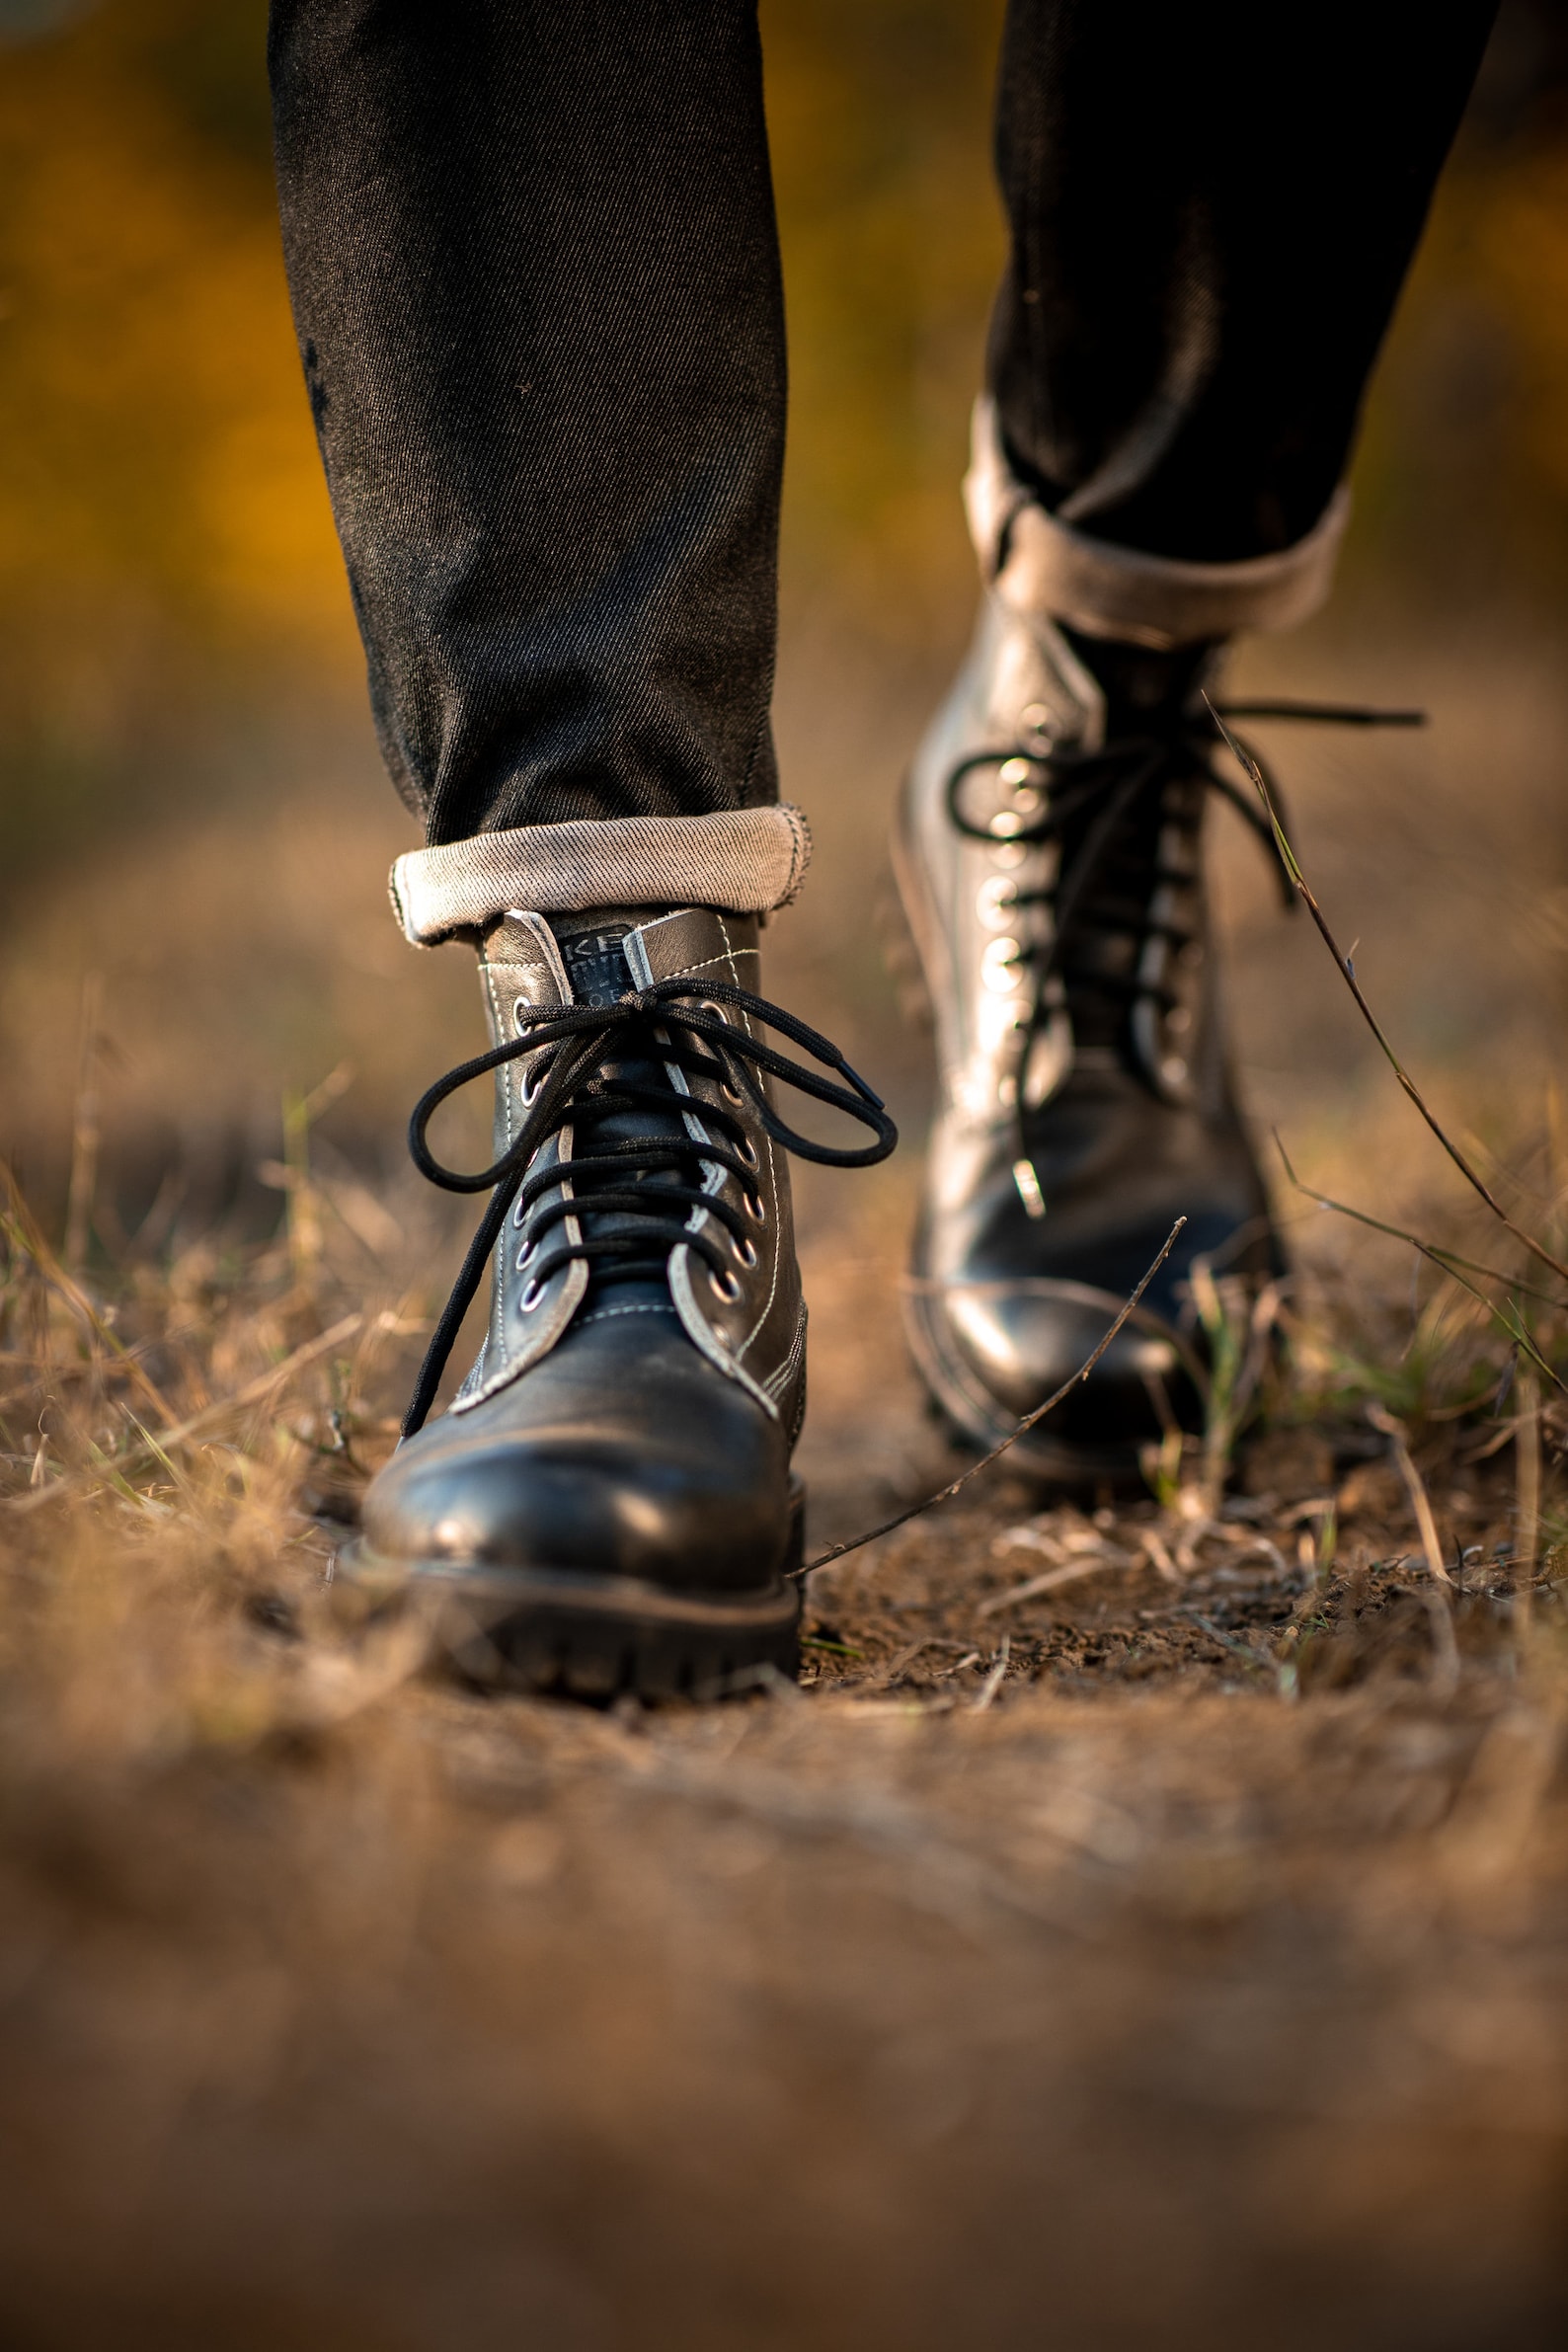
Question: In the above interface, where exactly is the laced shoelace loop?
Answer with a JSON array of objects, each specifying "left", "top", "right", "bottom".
[
  {"left": 400, "top": 975, "right": 898, "bottom": 1439},
  {"left": 945, "top": 697, "right": 1425, "bottom": 1038}
]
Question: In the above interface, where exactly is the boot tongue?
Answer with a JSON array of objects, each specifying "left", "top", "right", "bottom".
[
  {"left": 1041, "top": 635, "right": 1216, "bottom": 1063},
  {"left": 546, "top": 908, "right": 694, "bottom": 1311},
  {"left": 551, "top": 915, "right": 638, "bottom": 1007}
]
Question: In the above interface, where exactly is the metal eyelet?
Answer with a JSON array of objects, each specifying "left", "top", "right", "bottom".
[
  {"left": 976, "top": 874, "right": 1017, "bottom": 930},
  {"left": 980, "top": 936, "right": 1021, "bottom": 993},
  {"left": 514, "top": 1234, "right": 538, "bottom": 1271},
  {"left": 734, "top": 1234, "right": 758, "bottom": 1270},
  {"left": 709, "top": 1266, "right": 742, "bottom": 1305},
  {"left": 737, "top": 1134, "right": 759, "bottom": 1170},
  {"left": 696, "top": 1000, "right": 744, "bottom": 1101},
  {"left": 519, "top": 1062, "right": 542, "bottom": 1107},
  {"left": 518, "top": 1277, "right": 545, "bottom": 1312},
  {"left": 745, "top": 1187, "right": 766, "bottom": 1224}
]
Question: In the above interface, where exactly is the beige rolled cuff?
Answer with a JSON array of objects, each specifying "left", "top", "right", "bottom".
[
  {"left": 964, "top": 395, "right": 1351, "bottom": 651},
  {"left": 389, "top": 804, "right": 813, "bottom": 947}
]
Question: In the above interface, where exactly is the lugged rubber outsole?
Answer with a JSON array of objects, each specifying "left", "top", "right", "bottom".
[{"left": 334, "top": 1484, "right": 805, "bottom": 1702}]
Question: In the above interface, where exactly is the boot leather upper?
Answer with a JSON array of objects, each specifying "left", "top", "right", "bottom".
[
  {"left": 362, "top": 906, "right": 806, "bottom": 1592},
  {"left": 897, "top": 593, "right": 1278, "bottom": 1469}
]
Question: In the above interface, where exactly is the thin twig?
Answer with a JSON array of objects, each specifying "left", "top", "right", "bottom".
[
  {"left": 1207, "top": 696, "right": 1568, "bottom": 1290},
  {"left": 795, "top": 1218, "right": 1185, "bottom": 1577}
]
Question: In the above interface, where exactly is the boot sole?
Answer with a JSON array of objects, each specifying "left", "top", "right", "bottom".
[{"left": 334, "top": 1486, "right": 804, "bottom": 1702}]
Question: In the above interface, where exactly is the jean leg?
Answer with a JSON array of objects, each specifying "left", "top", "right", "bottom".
[
  {"left": 270, "top": 0, "right": 785, "bottom": 841},
  {"left": 987, "top": 0, "right": 1499, "bottom": 564}
]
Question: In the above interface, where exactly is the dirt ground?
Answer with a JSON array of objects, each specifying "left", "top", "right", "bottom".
[
  {"left": 3, "top": 621, "right": 1568, "bottom": 2348},
  {"left": 2, "top": 1147, "right": 1567, "bottom": 2351}
]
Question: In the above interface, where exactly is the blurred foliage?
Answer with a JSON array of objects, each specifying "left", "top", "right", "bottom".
[
  {"left": 0, "top": 0, "right": 332, "bottom": 650},
  {"left": 2, "top": 0, "right": 1568, "bottom": 874},
  {"left": 762, "top": 0, "right": 1004, "bottom": 617},
  {"left": 0, "top": 0, "right": 350, "bottom": 865}
]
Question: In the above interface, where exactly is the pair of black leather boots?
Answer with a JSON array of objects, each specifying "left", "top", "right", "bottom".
[{"left": 353, "top": 600, "right": 1281, "bottom": 1697}]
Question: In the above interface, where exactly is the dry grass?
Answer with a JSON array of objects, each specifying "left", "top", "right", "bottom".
[
  {"left": 4, "top": 619, "right": 1568, "bottom": 2345},
  {"left": 3, "top": 1130, "right": 1568, "bottom": 2349}
]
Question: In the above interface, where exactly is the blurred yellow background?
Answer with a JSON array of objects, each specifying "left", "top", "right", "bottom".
[{"left": 3, "top": 0, "right": 1568, "bottom": 1281}]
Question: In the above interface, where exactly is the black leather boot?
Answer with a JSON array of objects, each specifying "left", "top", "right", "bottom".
[
  {"left": 350, "top": 905, "right": 895, "bottom": 1697},
  {"left": 894, "top": 594, "right": 1286, "bottom": 1487}
]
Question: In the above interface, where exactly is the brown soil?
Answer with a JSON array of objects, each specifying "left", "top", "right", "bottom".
[
  {"left": 3, "top": 1172, "right": 1567, "bottom": 2352},
  {"left": 4, "top": 617, "right": 1568, "bottom": 2347}
]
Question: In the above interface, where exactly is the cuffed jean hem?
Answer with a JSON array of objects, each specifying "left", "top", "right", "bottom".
[
  {"left": 964, "top": 397, "right": 1351, "bottom": 650},
  {"left": 389, "top": 805, "right": 813, "bottom": 946}
]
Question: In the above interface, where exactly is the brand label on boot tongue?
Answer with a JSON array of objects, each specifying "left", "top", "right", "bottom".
[{"left": 556, "top": 923, "right": 634, "bottom": 1008}]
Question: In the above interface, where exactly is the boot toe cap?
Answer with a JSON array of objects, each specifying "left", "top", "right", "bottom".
[
  {"left": 924, "top": 1277, "right": 1202, "bottom": 1455},
  {"left": 361, "top": 1323, "right": 793, "bottom": 1595}
]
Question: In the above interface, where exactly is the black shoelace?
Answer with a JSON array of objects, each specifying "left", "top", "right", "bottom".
[
  {"left": 946, "top": 698, "right": 1425, "bottom": 1047},
  {"left": 400, "top": 977, "right": 898, "bottom": 1439}
]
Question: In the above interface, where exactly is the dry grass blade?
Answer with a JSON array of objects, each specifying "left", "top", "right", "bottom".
[
  {"left": 1366, "top": 1401, "right": 1452, "bottom": 1587},
  {"left": 1274, "top": 1135, "right": 1567, "bottom": 1394},
  {"left": 1422, "top": 1586, "right": 1462, "bottom": 1696},
  {"left": 1, "top": 1161, "right": 178, "bottom": 1428},
  {"left": 141, "top": 1312, "right": 366, "bottom": 1458},
  {"left": 972, "top": 1636, "right": 1011, "bottom": 1711},
  {"left": 1207, "top": 695, "right": 1568, "bottom": 1291},
  {"left": 1515, "top": 1365, "right": 1540, "bottom": 1634},
  {"left": 798, "top": 1217, "right": 1185, "bottom": 1576},
  {"left": 64, "top": 968, "right": 105, "bottom": 1277},
  {"left": 1276, "top": 1136, "right": 1564, "bottom": 1310},
  {"left": 8, "top": 1312, "right": 371, "bottom": 1513},
  {"left": 978, "top": 1557, "right": 1130, "bottom": 1616}
]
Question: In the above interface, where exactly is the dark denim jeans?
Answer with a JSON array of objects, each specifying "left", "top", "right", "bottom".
[{"left": 270, "top": 0, "right": 1498, "bottom": 845}]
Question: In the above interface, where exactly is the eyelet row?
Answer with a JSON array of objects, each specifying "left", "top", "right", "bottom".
[
  {"left": 506, "top": 985, "right": 766, "bottom": 1319},
  {"left": 511, "top": 998, "right": 546, "bottom": 1105}
]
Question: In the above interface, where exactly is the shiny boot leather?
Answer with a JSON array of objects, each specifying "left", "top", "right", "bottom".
[
  {"left": 895, "top": 596, "right": 1283, "bottom": 1487},
  {"left": 353, "top": 906, "right": 894, "bottom": 1697}
]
